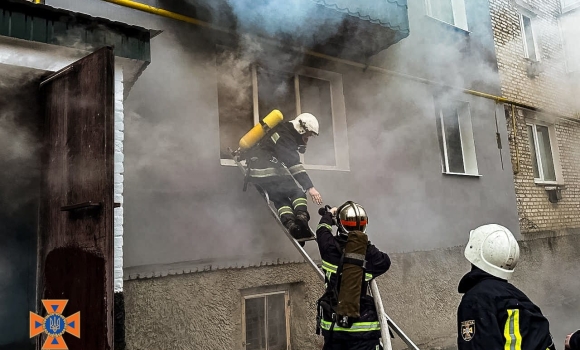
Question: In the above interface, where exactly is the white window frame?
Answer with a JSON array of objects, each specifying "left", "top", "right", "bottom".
[
  {"left": 561, "top": 0, "right": 580, "bottom": 13},
  {"left": 516, "top": 4, "right": 541, "bottom": 62},
  {"left": 559, "top": 13, "right": 580, "bottom": 73},
  {"left": 436, "top": 100, "right": 480, "bottom": 176},
  {"left": 241, "top": 290, "right": 291, "bottom": 350},
  {"left": 425, "top": 0, "right": 468, "bottom": 31},
  {"left": 525, "top": 120, "right": 563, "bottom": 185},
  {"left": 220, "top": 64, "right": 350, "bottom": 171}
]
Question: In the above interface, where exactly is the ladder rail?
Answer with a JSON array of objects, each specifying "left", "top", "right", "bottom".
[{"left": 229, "top": 149, "right": 419, "bottom": 350}]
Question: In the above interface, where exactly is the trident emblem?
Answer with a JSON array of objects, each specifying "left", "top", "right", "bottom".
[{"left": 49, "top": 317, "right": 61, "bottom": 333}]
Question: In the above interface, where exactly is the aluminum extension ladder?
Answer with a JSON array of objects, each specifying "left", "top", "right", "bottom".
[{"left": 229, "top": 149, "right": 419, "bottom": 350}]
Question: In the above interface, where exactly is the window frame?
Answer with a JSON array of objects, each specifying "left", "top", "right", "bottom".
[
  {"left": 561, "top": 0, "right": 580, "bottom": 13},
  {"left": 241, "top": 290, "right": 291, "bottom": 350},
  {"left": 219, "top": 63, "right": 350, "bottom": 172},
  {"left": 435, "top": 99, "right": 480, "bottom": 177},
  {"left": 525, "top": 120, "right": 563, "bottom": 185},
  {"left": 559, "top": 12, "right": 580, "bottom": 73},
  {"left": 519, "top": 12, "right": 540, "bottom": 62},
  {"left": 425, "top": 0, "right": 468, "bottom": 31}
]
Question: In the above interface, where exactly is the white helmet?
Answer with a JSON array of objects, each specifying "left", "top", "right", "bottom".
[
  {"left": 290, "top": 113, "right": 319, "bottom": 135},
  {"left": 464, "top": 224, "right": 520, "bottom": 280}
]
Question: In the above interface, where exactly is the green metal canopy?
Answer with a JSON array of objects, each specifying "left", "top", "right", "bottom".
[
  {"left": 312, "top": 0, "right": 410, "bottom": 38},
  {"left": 0, "top": 0, "right": 152, "bottom": 62}
]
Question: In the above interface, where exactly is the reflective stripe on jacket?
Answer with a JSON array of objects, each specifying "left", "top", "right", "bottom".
[
  {"left": 247, "top": 122, "right": 313, "bottom": 190},
  {"left": 457, "top": 268, "right": 556, "bottom": 350}
]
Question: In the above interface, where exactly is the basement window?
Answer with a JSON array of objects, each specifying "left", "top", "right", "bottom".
[
  {"left": 526, "top": 122, "right": 560, "bottom": 183},
  {"left": 216, "top": 46, "right": 349, "bottom": 171},
  {"left": 435, "top": 100, "right": 479, "bottom": 176},
  {"left": 242, "top": 291, "right": 289, "bottom": 350},
  {"left": 520, "top": 14, "right": 540, "bottom": 61},
  {"left": 425, "top": 0, "right": 468, "bottom": 30}
]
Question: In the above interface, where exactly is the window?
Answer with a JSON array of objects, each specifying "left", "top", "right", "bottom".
[
  {"left": 242, "top": 291, "right": 289, "bottom": 350},
  {"left": 561, "top": 0, "right": 580, "bottom": 12},
  {"left": 216, "top": 47, "right": 349, "bottom": 170},
  {"left": 560, "top": 13, "right": 580, "bottom": 72},
  {"left": 520, "top": 14, "right": 539, "bottom": 61},
  {"left": 425, "top": 0, "right": 468, "bottom": 30},
  {"left": 526, "top": 123, "right": 558, "bottom": 183},
  {"left": 435, "top": 99, "right": 479, "bottom": 175}
]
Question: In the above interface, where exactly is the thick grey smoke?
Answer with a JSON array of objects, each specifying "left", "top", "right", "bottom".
[
  {"left": 121, "top": 0, "right": 506, "bottom": 265},
  {"left": 121, "top": 4, "right": 578, "bottom": 332}
]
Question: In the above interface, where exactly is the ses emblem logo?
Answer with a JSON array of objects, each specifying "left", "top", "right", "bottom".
[{"left": 30, "top": 300, "right": 80, "bottom": 349}]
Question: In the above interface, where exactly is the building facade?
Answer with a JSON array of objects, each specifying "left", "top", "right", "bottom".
[
  {"left": 17, "top": 0, "right": 580, "bottom": 349},
  {"left": 489, "top": 0, "right": 580, "bottom": 236}
]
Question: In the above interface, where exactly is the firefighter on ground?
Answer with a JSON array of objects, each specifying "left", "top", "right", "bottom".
[
  {"left": 247, "top": 112, "right": 323, "bottom": 240},
  {"left": 457, "top": 224, "right": 556, "bottom": 350},
  {"left": 315, "top": 202, "right": 391, "bottom": 350},
  {"left": 565, "top": 330, "right": 580, "bottom": 350}
]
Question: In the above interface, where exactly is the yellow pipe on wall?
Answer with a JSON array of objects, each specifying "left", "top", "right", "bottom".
[
  {"left": 102, "top": 0, "right": 514, "bottom": 105},
  {"left": 103, "top": 0, "right": 580, "bottom": 125},
  {"left": 103, "top": 0, "right": 229, "bottom": 33}
]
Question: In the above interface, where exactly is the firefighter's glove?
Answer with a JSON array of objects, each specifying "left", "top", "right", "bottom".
[{"left": 308, "top": 187, "right": 323, "bottom": 205}]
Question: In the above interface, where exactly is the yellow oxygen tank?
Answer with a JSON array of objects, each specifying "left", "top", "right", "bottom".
[{"left": 239, "top": 109, "right": 284, "bottom": 150}]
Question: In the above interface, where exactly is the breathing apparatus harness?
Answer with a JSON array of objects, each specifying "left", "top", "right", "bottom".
[{"left": 316, "top": 202, "right": 370, "bottom": 338}]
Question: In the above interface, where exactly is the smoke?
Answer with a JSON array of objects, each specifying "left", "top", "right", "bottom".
[
  {"left": 0, "top": 69, "right": 42, "bottom": 346},
  {"left": 120, "top": 0, "right": 509, "bottom": 267},
  {"left": 0, "top": 68, "right": 43, "bottom": 215}
]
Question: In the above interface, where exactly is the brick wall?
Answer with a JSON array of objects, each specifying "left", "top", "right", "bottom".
[
  {"left": 490, "top": 0, "right": 580, "bottom": 234},
  {"left": 114, "top": 66, "right": 124, "bottom": 291},
  {"left": 490, "top": 0, "right": 572, "bottom": 116}
]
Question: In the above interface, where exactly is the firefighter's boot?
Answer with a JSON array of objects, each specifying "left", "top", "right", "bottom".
[
  {"left": 280, "top": 219, "right": 304, "bottom": 247},
  {"left": 285, "top": 219, "right": 304, "bottom": 241},
  {"left": 295, "top": 211, "right": 311, "bottom": 237}
]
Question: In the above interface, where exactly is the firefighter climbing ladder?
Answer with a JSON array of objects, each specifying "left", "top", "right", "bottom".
[{"left": 229, "top": 149, "right": 420, "bottom": 350}]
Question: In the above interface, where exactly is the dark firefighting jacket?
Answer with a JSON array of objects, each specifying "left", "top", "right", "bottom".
[
  {"left": 247, "top": 121, "right": 313, "bottom": 190},
  {"left": 457, "top": 267, "right": 555, "bottom": 350},
  {"left": 570, "top": 330, "right": 580, "bottom": 350},
  {"left": 316, "top": 212, "right": 391, "bottom": 341}
]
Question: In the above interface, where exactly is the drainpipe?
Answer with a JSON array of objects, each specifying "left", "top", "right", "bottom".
[{"left": 511, "top": 104, "right": 520, "bottom": 175}]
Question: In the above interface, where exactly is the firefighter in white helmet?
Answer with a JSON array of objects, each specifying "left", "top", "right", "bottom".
[
  {"left": 247, "top": 113, "right": 323, "bottom": 242},
  {"left": 566, "top": 330, "right": 580, "bottom": 350},
  {"left": 457, "top": 224, "right": 556, "bottom": 350}
]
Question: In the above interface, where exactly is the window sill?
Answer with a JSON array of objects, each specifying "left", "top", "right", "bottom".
[
  {"left": 423, "top": 15, "right": 470, "bottom": 34},
  {"left": 534, "top": 180, "right": 565, "bottom": 187},
  {"left": 221, "top": 159, "right": 244, "bottom": 167},
  {"left": 220, "top": 159, "right": 350, "bottom": 172},
  {"left": 442, "top": 172, "right": 481, "bottom": 178},
  {"left": 524, "top": 57, "right": 541, "bottom": 64}
]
